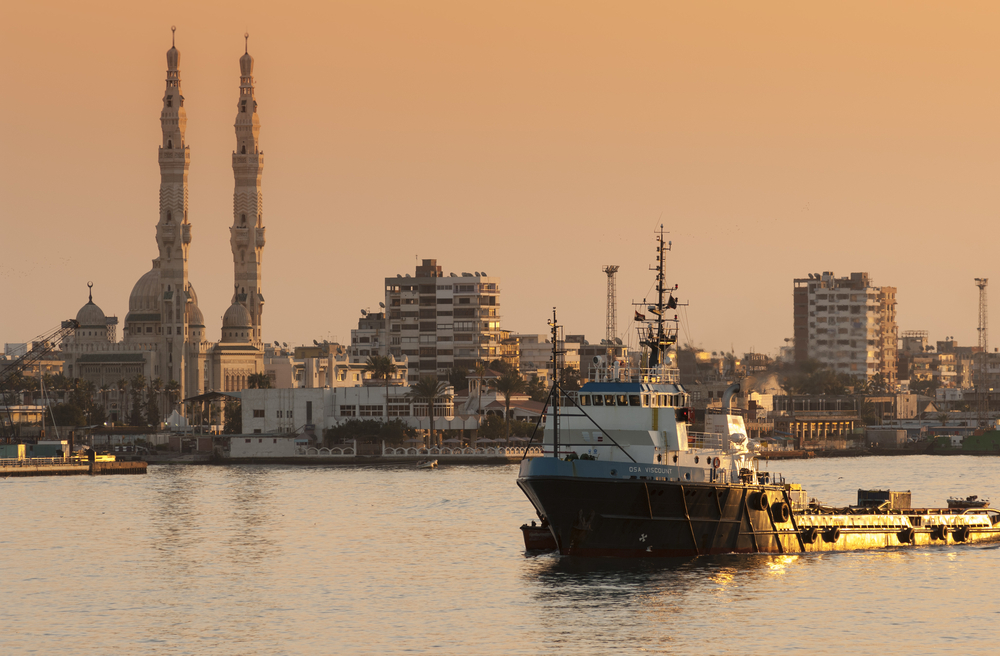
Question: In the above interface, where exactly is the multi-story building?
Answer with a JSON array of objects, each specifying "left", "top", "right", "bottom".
[
  {"left": 793, "top": 271, "right": 897, "bottom": 386},
  {"left": 384, "top": 260, "right": 502, "bottom": 382},
  {"left": 349, "top": 311, "right": 388, "bottom": 363}
]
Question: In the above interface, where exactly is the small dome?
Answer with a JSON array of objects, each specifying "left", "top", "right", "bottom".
[
  {"left": 240, "top": 51, "right": 254, "bottom": 77},
  {"left": 222, "top": 302, "right": 252, "bottom": 328},
  {"left": 129, "top": 268, "right": 160, "bottom": 312},
  {"left": 76, "top": 299, "right": 106, "bottom": 327},
  {"left": 188, "top": 303, "right": 205, "bottom": 327}
]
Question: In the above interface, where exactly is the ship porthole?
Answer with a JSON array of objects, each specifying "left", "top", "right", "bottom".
[
  {"left": 685, "top": 472, "right": 691, "bottom": 480},
  {"left": 694, "top": 456, "right": 699, "bottom": 464}
]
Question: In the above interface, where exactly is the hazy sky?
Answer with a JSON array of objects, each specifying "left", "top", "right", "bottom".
[{"left": 4, "top": 2, "right": 1000, "bottom": 356}]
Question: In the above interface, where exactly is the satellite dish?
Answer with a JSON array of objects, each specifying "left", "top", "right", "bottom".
[
  {"left": 361, "top": 309, "right": 367, "bottom": 316},
  {"left": 615, "top": 338, "right": 623, "bottom": 345},
  {"left": 475, "top": 272, "right": 481, "bottom": 276},
  {"left": 282, "top": 342, "right": 288, "bottom": 347},
  {"left": 379, "top": 302, "right": 385, "bottom": 308},
  {"left": 814, "top": 273, "right": 821, "bottom": 279},
  {"left": 313, "top": 340, "right": 319, "bottom": 346},
  {"left": 450, "top": 272, "right": 456, "bottom": 277},
  {"left": 274, "top": 341, "right": 280, "bottom": 347},
  {"left": 481, "top": 271, "right": 487, "bottom": 276}
]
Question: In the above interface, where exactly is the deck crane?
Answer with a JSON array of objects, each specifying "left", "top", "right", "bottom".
[{"left": 0, "top": 320, "right": 79, "bottom": 443}]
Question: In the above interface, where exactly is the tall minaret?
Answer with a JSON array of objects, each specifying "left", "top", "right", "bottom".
[
  {"left": 157, "top": 26, "right": 193, "bottom": 387},
  {"left": 230, "top": 33, "right": 265, "bottom": 346}
]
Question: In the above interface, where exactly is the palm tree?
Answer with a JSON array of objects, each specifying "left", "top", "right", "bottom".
[
  {"left": 363, "top": 355, "right": 397, "bottom": 421},
  {"left": 473, "top": 361, "right": 487, "bottom": 447},
  {"left": 99, "top": 384, "right": 110, "bottom": 422},
  {"left": 490, "top": 370, "right": 527, "bottom": 442},
  {"left": 165, "top": 380, "right": 181, "bottom": 418},
  {"left": 407, "top": 376, "right": 451, "bottom": 448},
  {"left": 116, "top": 378, "right": 128, "bottom": 425},
  {"left": 151, "top": 377, "right": 165, "bottom": 423},
  {"left": 130, "top": 374, "right": 147, "bottom": 426}
]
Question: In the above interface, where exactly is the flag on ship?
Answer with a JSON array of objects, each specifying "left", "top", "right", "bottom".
[{"left": 634, "top": 310, "right": 645, "bottom": 321}]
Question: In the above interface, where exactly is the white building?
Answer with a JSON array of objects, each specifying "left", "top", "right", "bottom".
[{"left": 241, "top": 385, "right": 471, "bottom": 436}]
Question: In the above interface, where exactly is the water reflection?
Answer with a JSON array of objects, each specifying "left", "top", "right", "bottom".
[{"left": 225, "top": 465, "right": 278, "bottom": 565}]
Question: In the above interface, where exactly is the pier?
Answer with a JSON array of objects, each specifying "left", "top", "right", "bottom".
[{"left": 0, "top": 457, "right": 148, "bottom": 478}]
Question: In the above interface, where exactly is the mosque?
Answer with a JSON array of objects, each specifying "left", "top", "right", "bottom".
[{"left": 62, "top": 29, "right": 266, "bottom": 421}]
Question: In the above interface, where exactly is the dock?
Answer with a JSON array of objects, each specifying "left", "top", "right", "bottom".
[{"left": 0, "top": 457, "right": 148, "bottom": 478}]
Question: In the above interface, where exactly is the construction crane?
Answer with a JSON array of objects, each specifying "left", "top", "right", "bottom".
[
  {"left": 603, "top": 265, "right": 619, "bottom": 365},
  {"left": 976, "top": 278, "right": 989, "bottom": 428},
  {"left": 0, "top": 320, "right": 79, "bottom": 443}
]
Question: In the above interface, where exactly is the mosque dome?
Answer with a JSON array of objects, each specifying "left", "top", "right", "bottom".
[
  {"left": 128, "top": 268, "right": 160, "bottom": 312},
  {"left": 222, "top": 302, "right": 252, "bottom": 328},
  {"left": 188, "top": 303, "right": 205, "bottom": 327},
  {"left": 221, "top": 302, "right": 252, "bottom": 344},
  {"left": 75, "top": 288, "right": 107, "bottom": 327}
]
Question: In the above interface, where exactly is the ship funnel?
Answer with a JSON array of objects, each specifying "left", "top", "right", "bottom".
[{"left": 722, "top": 382, "right": 741, "bottom": 413}]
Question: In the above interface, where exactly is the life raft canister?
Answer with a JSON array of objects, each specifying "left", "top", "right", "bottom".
[{"left": 712, "top": 457, "right": 721, "bottom": 469}]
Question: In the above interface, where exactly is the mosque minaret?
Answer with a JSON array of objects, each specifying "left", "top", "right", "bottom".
[
  {"left": 62, "top": 28, "right": 263, "bottom": 419},
  {"left": 230, "top": 33, "right": 266, "bottom": 348}
]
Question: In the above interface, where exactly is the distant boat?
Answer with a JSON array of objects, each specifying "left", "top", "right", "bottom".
[
  {"left": 948, "top": 495, "right": 990, "bottom": 509},
  {"left": 416, "top": 459, "right": 438, "bottom": 470}
]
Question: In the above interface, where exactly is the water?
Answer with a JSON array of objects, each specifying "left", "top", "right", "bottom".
[{"left": 3, "top": 455, "right": 1000, "bottom": 655}]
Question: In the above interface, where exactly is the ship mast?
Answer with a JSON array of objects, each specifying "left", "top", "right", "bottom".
[
  {"left": 635, "top": 225, "right": 678, "bottom": 370},
  {"left": 548, "top": 308, "right": 564, "bottom": 457}
]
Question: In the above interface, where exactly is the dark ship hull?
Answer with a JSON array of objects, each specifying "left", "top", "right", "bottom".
[{"left": 518, "top": 459, "right": 1000, "bottom": 557}]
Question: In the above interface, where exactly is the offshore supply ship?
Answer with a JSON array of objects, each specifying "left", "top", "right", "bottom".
[{"left": 516, "top": 229, "right": 1000, "bottom": 557}]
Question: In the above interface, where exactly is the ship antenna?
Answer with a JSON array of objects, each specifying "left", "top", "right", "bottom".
[{"left": 548, "top": 308, "right": 562, "bottom": 458}]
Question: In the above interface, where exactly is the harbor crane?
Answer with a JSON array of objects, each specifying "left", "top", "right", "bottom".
[{"left": 0, "top": 320, "right": 79, "bottom": 443}]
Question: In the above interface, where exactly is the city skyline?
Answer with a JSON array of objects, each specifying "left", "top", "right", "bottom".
[{"left": 4, "top": 3, "right": 1000, "bottom": 355}]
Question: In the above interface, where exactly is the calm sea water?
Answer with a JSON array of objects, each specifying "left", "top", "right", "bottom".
[{"left": 3, "top": 455, "right": 1000, "bottom": 655}]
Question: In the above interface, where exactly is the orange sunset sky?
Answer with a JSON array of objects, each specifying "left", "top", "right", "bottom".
[{"left": 4, "top": 1, "right": 1000, "bottom": 357}]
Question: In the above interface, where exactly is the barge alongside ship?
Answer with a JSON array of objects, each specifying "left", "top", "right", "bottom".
[{"left": 517, "top": 229, "right": 1000, "bottom": 556}]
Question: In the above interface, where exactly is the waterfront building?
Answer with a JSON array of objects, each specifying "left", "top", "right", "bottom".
[
  {"left": 241, "top": 385, "right": 465, "bottom": 436},
  {"left": 263, "top": 342, "right": 407, "bottom": 389},
  {"left": 793, "top": 271, "right": 897, "bottom": 386},
  {"left": 384, "top": 260, "right": 502, "bottom": 382}
]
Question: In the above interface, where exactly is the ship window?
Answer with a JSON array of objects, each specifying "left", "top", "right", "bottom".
[
  {"left": 591, "top": 395, "right": 603, "bottom": 406},
  {"left": 604, "top": 395, "right": 616, "bottom": 406},
  {"left": 643, "top": 394, "right": 650, "bottom": 406},
  {"left": 578, "top": 395, "right": 590, "bottom": 406},
  {"left": 618, "top": 395, "right": 628, "bottom": 406},
  {"left": 629, "top": 395, "right": 641, "bottom": 407}
]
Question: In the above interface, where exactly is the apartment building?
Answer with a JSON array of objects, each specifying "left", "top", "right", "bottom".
[
  {"left": 385, "top": 259, "right": 502, "bottom": 382},
  {"left": 793, "top": 271, "right": 897, "bottom": 386}
]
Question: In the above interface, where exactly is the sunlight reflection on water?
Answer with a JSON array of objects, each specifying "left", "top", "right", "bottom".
[{"left": 1, "top": 457, "right": 1000, "bottom": 654}]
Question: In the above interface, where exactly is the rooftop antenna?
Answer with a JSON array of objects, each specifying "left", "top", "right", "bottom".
[{"left": 603, "top": 265, "right": 619, "bottom": 369}]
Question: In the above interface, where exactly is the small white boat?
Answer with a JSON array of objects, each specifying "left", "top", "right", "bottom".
[{"left": 416, "top": 459, "right": 438, "bottom": 469}]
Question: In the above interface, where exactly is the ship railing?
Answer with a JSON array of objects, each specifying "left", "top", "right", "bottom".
[
  {"left": 586, "top": 365, "right": 680, "bottom": 384},
  {"left": 0, "top": 457, "right": 77, "bottom": 466},
  {"left": 687, "top": 432, "right": 726, "bottom": 450}
]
